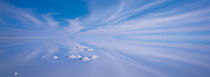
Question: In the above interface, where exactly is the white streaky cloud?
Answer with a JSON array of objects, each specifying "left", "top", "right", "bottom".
[
  {"left": 81, "top": 57, "right": 90, "bottom": 61},
  {"left": 111, "top": 0, "right": 166, "bottom": 24},
  {"left": 0, "top": 2, "right": 43, "bottom": 27},
  {"left": 75, "top": 55, "right": 82, "bottom": 59},
  {"left": 68, "top": 55, "right": 76, "bottom": 59},
  {"left": 101, "top": 2, "right": 124, "bottom": 24},
  {"left": 90, "top": 55, "right": 98, "bottom": 59},
  {"left": 82, "top": 0, "right": 166, "bottom": 25},
  {"left": 53, "top": 56, "right": 59, "bottom": 60},
  {"left": 87, "top": 48, "right": 94, "bottom": 52},
  {"left": 21, "top": 13, "right": 42, "bottom": 24},
  {"left": 78, "top": 8, "right": 210, "bottom": 36},
  {"left": 42, "top": 14, "right": 59, "bottom": 28},
  {"left": 64, "top": 18, "right": 84, "bottom": 33}
]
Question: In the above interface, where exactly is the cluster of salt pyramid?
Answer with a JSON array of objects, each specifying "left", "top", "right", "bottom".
[
  {"left": 68, "top": 54, "right": 97, "bottom": 61},
  {"left": 76, "top": 45, "right": 94, "bottom": 52},
  {"left": 48, "top": 45, "right": 97, "bottom": 61},
  {"left": 69, "top": 45, "right": 97, "bottom": 61}
]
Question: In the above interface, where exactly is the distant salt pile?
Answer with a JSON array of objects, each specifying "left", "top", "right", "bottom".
[
  {"left": 13, "top": 72, "right": 19, "bottom": 76},
  {"left": 81, "top": 57, "right": 91, "bottom": 61},
  {"left": 76, "top": 45, "right": 95, "bottom": 52},
  {"left": 43, "top": 45, "right": 97, "bottom": 62},
  {"left": 75, "top": 55, "right": 82, "bottom": 58},
  {"left": 53, "top": 56, "right": 59, "bottom": 60},
  {"left": 68, "top": 55, "right": 76, "bottom": 59},
  {"left": 87, "top": 48, "right": 94, "bottom": 52},
  {"left": 90, "top": 55, "right": 97, "bottom": 59}
]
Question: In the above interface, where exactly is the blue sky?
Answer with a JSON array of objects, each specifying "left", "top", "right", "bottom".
[{"left": 0, "top": 0, "right": 210, "bottom": 77}]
